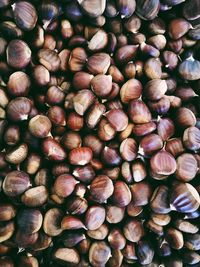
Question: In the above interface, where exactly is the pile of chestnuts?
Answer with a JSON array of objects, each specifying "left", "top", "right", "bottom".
[{"left": 0, "top": 0, "right": 200, "bottom": 266}]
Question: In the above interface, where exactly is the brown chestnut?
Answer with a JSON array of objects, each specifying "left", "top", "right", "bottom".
[
  {"left": 90, "top": 175, "right": 114, "bottom": 203},
  {"left": 29, "top": 115, "right": 52, "bottom": 138},
  {"left": 3, "top": 170, "right": 31, "bottom": 197}
]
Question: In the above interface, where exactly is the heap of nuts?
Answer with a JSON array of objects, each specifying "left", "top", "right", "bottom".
[{"left": 0, "top": 0, "right": 200, "bottom": 266}]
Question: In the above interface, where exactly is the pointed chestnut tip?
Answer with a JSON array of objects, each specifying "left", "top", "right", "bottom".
[{"left": 11, "top": 3, "right": 16, "bottom": 10}]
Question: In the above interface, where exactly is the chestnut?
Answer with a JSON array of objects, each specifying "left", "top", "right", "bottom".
[
  {"left": 0, "top": 204, "right": 16, "bottom": 222},
  {"left": 15, "top": 230, "right": 39, "bottom": 248},
  {"left": 47, "top": 106, "right": 66, "bottom": 126},
  {"left": 144, "top": 79, "right": 167, "bottom": 101},
  {"left": 61, "top": 232, "right": 86, "bottom": 248},
  {"left": 106, "top": 205, "right": 125, "bottom": 224},
  {"left": 178, "top": 56, "right": 200, "bottom": 81},
  {"left": 7, "top": 71, "right": 30, "bottom": 96},
  {"left": 136, "top": 0, "right": 160, "bottom": 20},
  {"left": 137, "top": 240, "right": 154, "bottom": 265},
  {"left": 68, "top": 47, "right": 87, "bottom": 72},
  {"left": 21, "top": 186, "right": 48, "bottom": 207},
  {"left": 129, "top": 99, "right": 152, "bottom": 124},
  {"left": 175, "top": 153, "right": 198, "bottom": 182},
  {"left": 53, "top": 248, "right": 80, "bottom": 265},
  {"left": 73, "top": 165, "right": 95, "bottom": 183},
  {"left": 69, "top": 147, "right": 93, "bottom": 166},
  {"left": 0, "top": 221, "right": 15, "bottom": 243},
  {"left": 91, "top": 74, "right": 112, "bottom": 97},
  {"left": 87, "top": 53, "right": 111, "bottom": 75},
  {"left": 6, "top": 97, "right": 32, "bottom": 121},
  {"left": 32, "top": 65, "right": 50, "bottom": 86},
  {"left": 85, "top": 206, "right": 106, "bottom": 230},
  {"left": 5, "top": 143, "right": 28, "bottom": 165},
  {"left": 66, "top": 196, "right": 88, "bottom": 215},
  {"left": 4, "top": 125, "right": 20, "bottom": 146},
  {"left": 53, "top": 174, "right": 77, "bottom": 198},
  {"left": 46, "top": 85, "right": 65, "bottom": 105},
  {"left": 73, "top": 89, "right": 95, "bottom": 116},
  {"left": 124, "top": 14, "right": 141, "bottom": 33},
  {"left": 30, "top": 232, "right": 52, "bottom": 251},
  {"left": 29, "top": 115, "right": 52, "bottom": 138},
  {"left": 157, "top": 118, "right": 175, "bottom": 141},
  {"left": 130, "top": 182, "right": 152, "bottom": 206},
  {"left": 17, "top": 255, "right": 39, "bottom": 267},
  {"left": 67, "top": 111, "right": 84, "bottom": 131},
  {"left": 112, "top": 181, "right": 132, "bottom": 207},
  {"left": 115, "top": 45, "right": 138, "bottom": 64},
  {"left": 62, "top": 131, "right": 82, "bottom": 150},
  {"left": 17, "top": 209, "right": 43, "bottom": 234},
  {"left": 64, "top": 1, "right": 83, "bottom": 22},
  {"left": 3, "top": 170, "right": 31, "bottom": 197},
  {"left": 42, "top": 137, "right": 67, "bottom": 161},
  {"left": 182, "top": 0, "right": 200, "bottom": 20},
  {"left": 168, "top": 18, "right": 191, "bottom": 40},
  {"left": 165, "top": 228, "right": 184, "bottom": 250},
  {"left": 185, "top": 234, "right": 200, "bottom": 251},
  {"left": 147, "top": 34, "right": 166, "bottom": 50},
  {"left": 38, "top": 48, "right": 60, "bottom": 72},
  {"left": 183, "top": 126, "right": 200, "bottom": 151},
  {"left": 61, "top": 215, "right": 86, "bottom": 230},
  {"left": 108, "top": 228, "right": 126, "bottom": 250},
  {"left": 150, "top": 151, "right": 177, "bottom": 179},
  {"left": 6, "top": 39, "right": 31, "bottom": 69},
  {"left": 176, "top": 107, "right": 196, "bottom": 128},
  {"left": 122, "top": 243, "right": 137, "bottom": 264},
  {"left": 150, "top": 185, "right": 171, "bottom": 214},
  {"left": 87, "top": 224, "right": 109, "bottom": 240},
  {"left": 77, "top": 0, "right": 106, "bottom": 18},
  {"left": 120, "top": 138, "right": 137, "bottom": 161},
  {"left": 144, "top": 58, "right": 162, "bottom": 79},
  {"left": 88, "top": 30, "right": 108, "bottom": 52},
  {"left": 170, "top": 182, "right": 200, "bottom": 213},
  {"left": 131, "top": 159, "right": 147, "bottom": 182},
  {"left": 165, "top": 138, "right": 185, "bottom": 157},
  {"left": 89, "top": 241, "right": 111, "bottom": 266},
  {"left": 116, "top": 0, "right": 136, "bottom": 18},
  {"left": 100, "top": 146, "right": 118, "bottom": 165},
  {"left": 73, "top": 71, "right": 93, "bottom": 90},
  {"left": 90, "top": 175, "right": 114, "bottom": 203},
  {"left": 175, "top": 219, "right": 198, "bottom": 234},
  {"left": 108, "top": 65, "right": 124, "bottom": 83},
  {"left": 132, "top": 121, "right": 156, "bottom": 136},
  {"left": 120, "top": 78, "right": 142, "bottom": 103},
  {"left": 106, "top": 109, "right": 128, "bottom": 132},
  {"left": 139, "top": 134, "right": 163, "bottom": 157},
  {"left": 123, "top": 219, "right": 144, "bottom": 242},
  {"left": 12, "top": 1, "right": 38, "bottom": 31},
  {"left": 38, "top": 1, "right": 59, "bottom": 29}
]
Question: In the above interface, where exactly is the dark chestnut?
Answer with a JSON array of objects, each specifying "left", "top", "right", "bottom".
[
  {"left": 12, "top": 1, "right": 38, "bottom": 31},
  {"left": 6, "top": 40, "right": 31, "bottom": 69}
]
